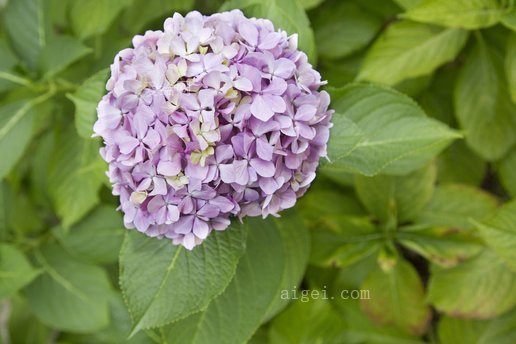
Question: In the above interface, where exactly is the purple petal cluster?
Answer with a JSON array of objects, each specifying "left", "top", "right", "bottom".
[{"left": 94, "top": 10, "right": 333, "bottom": 249}]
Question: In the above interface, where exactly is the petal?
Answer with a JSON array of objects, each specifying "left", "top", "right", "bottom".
[
  {"left": 238, "top": 21, "right": 258, "bottom": 46},
  {"left": 250, "top": 158, "right": 275, "bottom": 177},
  {"left": 193, "top": 218, "right": 209, "bottom": 239},
  {"left": 233, "top": 77, "right": 253, "bottom": 92},
  {"left": 250, "top": 95, "right": 275, "bottom": 121},
  {"left": 265, "top": 94, "right": 286, "bottom": 114},
  {"left": 256, "top": 137, "right": 274, "bottom": 160},
  {"left": 295, "top": 104, "right": 317, "bottom": 121}
]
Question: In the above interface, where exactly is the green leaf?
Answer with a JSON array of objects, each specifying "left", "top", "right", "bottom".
[
  {"left": 7, "top": 294, "right": 52, "bottom": 344},
  {"left": 299, "top": 0, "right": 324, "bottom": 10},
  {"left": 499, "top": 147, "right": 516, "bottom": 197},
  {"left": 0, "top": 244, "right": 41, "bottom": 298},
  {"left": 70, "top": 0, "right": 132, "bottom": 40},
  {"left": 502, "top": 8, "right": 516, "bottom": 30},
  {"left": 360, "top": 258, "right": 431, "bottom": 336},
  {"left": 437, "top": 141, "right": 487, "bottom": 186},
  {"left": 67, "top": 68, "right": 109, "bottom": 139},
  {"left": 0, "top": 40, "right": 17, "bottom": 71},
  {"left": 39, "top": 35, "right": 91, "bottom": 79},
  {"left": 53, "top": 205, "right": 124, "bottom": 264},
  {"left": 355, "top": 163, "right": 436, "bottom": 225},
  {"left": 24, "top": 243, "right": 112, "bottom": 332},
  {"left": 122, "top": 0, "right": 195, "bottom": 34},
  {"left": 454, "top": 38, "right": 516, "bottom": 160},
  {"left": 220, "top": 0, "right": 317, "bottom": 63},
  {"left": 402, "top": 0, "right": 513, "bottom": 29},
  {"left": 415, "top": 184, "right": 498, "bottom": 230},
  {"left": 474, "top": 201, "right": 516, "bottom": 271},
  {"left": 506, "top": 32, "right": 516, "bottom": 102},
  {"left": 398, "top": 226, "right": 484, "bottom": 267},
  {"left": 427, "top": 249, "right": 516, "bottom": 319},
  {"left": 162, "top": 211, "right": 310, "bottom": 344},
  {"left": 4, "top": 0, "right": 49, "bottom": 70},
  {"left": 326, "top": 84, "right": 460, "bottom": 176},
  {"left": 438, "top": 309, "right": 516, "bottom": 344},
  {"left": 358, "top": 21, "right": 468, "bottom": 85},
  {"left": 0, "top": 101, "right": 34, "bottom": 180},
  {"left": 312, "top": 1, "right": 382, "bottom": 60},
  {"left": 268, "top": 297, "right": 346, "bottom": 344},
  {"left": 393, "top": 0, "right": 422, "bottom": 10},
  {"left": 310, "top": 215, "right": 381, "bottom": 268},
  {"left": 119, "top": 224, "right": 247, "bottom": 334},
  {"left": 47, "top": 127, "right": 105, "bottom": 228}
]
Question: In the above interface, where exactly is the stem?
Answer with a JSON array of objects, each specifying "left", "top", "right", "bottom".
[
  {"left": 0, "top": 299, "right": 11, "bottom": 344},
  {"left": 0, "top": 71, "right": 33, "bottom": 88}
]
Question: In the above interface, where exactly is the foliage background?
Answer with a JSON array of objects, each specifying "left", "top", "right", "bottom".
[{"left": 1, "top": 0, "right": 516, "bottom": 343}]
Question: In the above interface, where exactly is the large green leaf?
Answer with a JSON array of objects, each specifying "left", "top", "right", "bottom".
[
  {"left": 39, "top": 35, "right": 91, "bottom": 79},
  {"left": 474, "top": 201, "right": 516, "bottom": 271},
  {"left": 0, "top": 244, "right": 41, "bottom": 298},
  {"left": 162, "top": 211, "right": 310, "bottom": 344},
  {"left": 394, "top": 0, "right": 422, "bottom": 9},
  {"left": 220, "top": 0, "right": 317, "bottom": 63},
  {"left": 24, "top": 243, "right": 112, "bottom": 332},
  {"left": 119, "top": 224, "right": 247, "bottom": 334},
  {"left": 326, "top": 84, "right": 460, "bottom": 176},
  {"left": 499, "top": 147, "right": 516, "bottom": 197},
  {"left": 454, "top": 38, "right": 516, "bottom": 160},
  {"left": 70, "top": 0, "right": 132, "bottom": 40},
  {"left": 355, "top": 163, "right": 436, "bottom": 225},
  {"left": 53, "top": 205, "right": 125, "bottom": 264},
  {"left": 437, "top": 141, "right": 487, "bottom": 186},
  {"left": 47, "top": 127, "right": 105, "bottom": 228},
  {"left": 438, "top": 309, "right": 516, "bottom": 344},
  {"left": 360, "top": 258, "right": 431, "bottom": 335},
  {"left": 312, "top": 0, "right": 382, "bottom": 60},
  {"left": 268, "top": 298, "right": 346, "bottom": 344},
  {"left": 506, "top": 32, "right": 516, "bottom": 102},
  {"left": 427, "top": 249, "right": 516, "bottom": 319},
  {"left": 4, "top": 0, "right": 49, "bottom": 70},
  {"left": 67, "top": 68, "right": 108, "bottom": 139},
  {"left": 358, "top": 21, "right": 468, "bottom": 85},
  {"left": 403, "top": 0, "right": 513, "bottom": 29},
  {"left": 415, "top": 184, "right": 498, "bottom": 230}
]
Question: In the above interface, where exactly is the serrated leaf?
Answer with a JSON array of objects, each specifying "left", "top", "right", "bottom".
[
  {"left": 162, "top": 211, "right": 310, "bottom": 344},
  {"left": 438, "top": 309, "right": 516, "bottom": 344},
  {"left": 309, "top": 215, "right": 381, "bottom": 268},
  {"left": 403, "top": 0, "right": 513, "bottom": 29},
  {"left": 327, "top": 84, "right": 460, "bottom": 176},
  {"left": 268, "top": 298, "right": 346, "bottom": 344},
  {"left": 312, "top": 1, "right": 382, "bottom": 60},
  {"left": 70, "top": 0, "right": 132, "bottom": 40},
  {"left": 360, "top": 259, "right": 431, "bottom": 336},
  {"left": 119, "top": 224, "right": 247, "bottom": 334},
  {"left": 398, "top": 226, "right": 484, "bottom": 267},
  {"left": 53, "top": 205, "right": 124, "bottom": 264},
  {"left": 502, "top": 9, "right": 516, "bottom": 30},
  {"left": 355, "top": 163, "right": 436, "bottom": 225},
  {"left": 415, "top": 184, "right": 498, "bottom": 230},
  {"left": 474, "top": 201, "right": 516, "bottom": 271},
  {"left": 506, "top": 32, "right": 516, "bottom": 102},
  {"left": 393, "top": 0, "right": 422, "bottom": 10},
  {"left": 0, "top": 244, "right": 41, "bottom": 298},
  {"left": 47, "top": 127, "right": 105, "bottom": 228},
  {"left": 4, "top": 0, "right": 49, "bottom": 70},
  {"left": 39, "top": 35, "right": 91, "bottom": 79},
  {"left": 358, "top": 21, "right": 468, "bottom": 85},
  {"left": 24, "top": 243, "right": 112, "bottom": 332},
  {"left": 427, "top": 249, "right": 516, "bottom": 319},
  {"left": 68, "top": 68, "right": 108, "bottom": 138},
  {"left": 220, "top": 0, "right": 317, "bottom": 63},
  {"left": 455, "top": 38, "right": 516, "bottom": 160}
]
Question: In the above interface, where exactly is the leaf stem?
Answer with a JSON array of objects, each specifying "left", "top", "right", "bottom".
[{"left": 0, "top": 71, "right": 34, "bottom": 88}]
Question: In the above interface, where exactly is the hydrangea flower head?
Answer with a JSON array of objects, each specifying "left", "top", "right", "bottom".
[{"left": 94, "top": 10, "right": 333, "bottom": 249}]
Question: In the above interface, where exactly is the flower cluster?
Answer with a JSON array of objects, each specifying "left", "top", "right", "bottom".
[{"left": 94, "top": 10, "right": 332, "bottom": 249}]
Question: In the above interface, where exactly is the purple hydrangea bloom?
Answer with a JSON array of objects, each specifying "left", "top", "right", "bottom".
[{"left": 94, "top": 10, "right": 333, "bottom": 250}]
